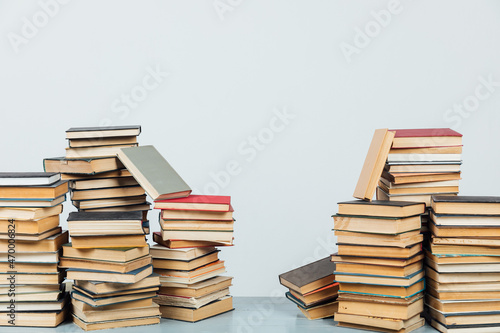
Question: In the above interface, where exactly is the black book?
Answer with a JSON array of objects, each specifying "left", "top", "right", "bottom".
[
  {"left": 279, "top": 257, "right": 335, "bottom": 295},
  {"left": 68, "top": 211, "right": 143, "bottom": 222},
  {"left": 337, "top": 200, "right": 425, "bottom": 218},
  {"left": 0, "top": 172, "right": 60, "bottom": 186},
  {"left": 66, "top": 125, "right": 141, "bottom": 139}
]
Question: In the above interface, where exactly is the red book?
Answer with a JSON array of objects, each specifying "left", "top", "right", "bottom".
[
  {"left": 389, "top": 128, "right": 463, "bottom": 148},
  {"left": 154, "top": 195, "right": 231, "bottom": 212}
]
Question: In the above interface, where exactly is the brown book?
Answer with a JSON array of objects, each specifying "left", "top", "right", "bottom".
[
  {"left": 62, "top": 244, "right": 149, "bottom": 263},
  {"left": 155, "top": 261, "right": 225, "bottom": 285},
  {"left": 0, "top": 307, "right": 67, "bottom": 327},
  {"left": 161, "top": 209, "right": 233, "bottom": 221},
  {"left": 289, "top": 283, "right": 339, "bottom": 307},
  {"left": 150, "top": 244, "right": 216, "bottom": 260},
  {"left": 432, "top": 195, "right": 500, "bottom": 215},
  {"left": 338, "top": 318, "right": 424, "bottom": 333},
  {"left": 335, "top": 260, "right": 423, "bottom": 278},
  {"left": 335, "top": 271, "right": 424, "bottom": 287},
  {"left": 331, "top": 253, "right": 424, "bottom": 267},
  {"left": 430, "top": 243, "right": 500, "bottom": 257},
  {"left": 335, "top": 230, "right": 423, "bottom": 249},
  {"left": 71, "top": 234, "right": 147, "bottom": 249},
  {"left": 44, "top": 156, "right": 124, "bottom": 175},
  {"left": 72, "top": 297, "right": 153, "bottom": 312},
  {"left": 72, "top": 315, "right": 160, "bottom": 331},
  {"left": 429, "top": 222, "right": 500, "bottom": 238},
  {"left": 158, "top": 276, "right": 233, "bottom": 298},
  {"left": 0, "top": 231, "right": 68, "bottom": 252},
  {"left": 67, "top": 265, "right": 152, "bottom": 284},
  {"left": 75, "top": 275, "right": 160, "bottom": 295},
  {"left": 279, "top": 257, "right": 335, "bottom": 294},
  {"left": 61, "top": 169, "right": 132, "bottom": 181},
  {"left": 70, "top": 176, "right": 139, "bottom": 190},
  {"left": 333, "top": 215, "right": 421, "bottom": 235},
  {"left": 158, "top": 296, "right": 233, "bottom": 322},
  {"left": 0, "top": 226, "right": 62, "bottom": 241},
  {"left": 69, "top": 136, "right": 138, "bottom": 148},
  {"left": 159, "top": 219, "right": 234, "bottom": 231},
  {"left": 353, "top": 129, "right": 395, "bottom": 200},
  {"left": 70, "top": 185, "right": 145, "bottom": 201},
  {"left": 426, "top": 266, "right": 500, "bottom": 284},
  {"left": 0, "top": 262, "right": 58, "bottom": 273},
  {"left": 337, "top": 200, "right": 425, "bottom": 218},
  {"left": 73, "top": 195, "right": 147, "bottom": 210},
  {"left": 426, "top": 293, "right": 500, "bottom": 313},
  {"left": 0, "top": 204, "right": 63, "bottom": 220},
  {"left": 340, "top": 279, "right": 425, "bottom": 298},
  {"left": 152, "top": 251, "right": 219, "bottom": 271},
  {"left": 427, "top": 306, "right": 500, "bottom": 327},
  {"left": 0, "top": 272, "right": 63, "bottom": 285},
  {"left": 389, "top": 146, "right": 462, "bottom": 154},
  {"left": 73, "top": 302, "right": 159, "bottom": 324},
  {"left": 338, "top": 293, "right": 424, "bottom": 320},
  {"left": 378, "top": 181, "right": 459, "bottom": 195},
  {"left": 153, "top": 232, "right": 231, "bottom": 249}
]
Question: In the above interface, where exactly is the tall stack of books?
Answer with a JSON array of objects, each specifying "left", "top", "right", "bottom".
[
  {"left": 376, "top": 128, "right": 463, "bottom": 234},
  {"left": 0, "top": 172, "right": 69, "bottom": 327},
  {"left": 279, "top": 257, "right": 339, "bottom": 320},
  {"left": 43, "top": 126, "right": 151, "bottom": 219},
  {"left": 426, "top": 196, "right": 500, "bottom": 333},
  {"left": 116, "top": 145, "right": 235, "bottom": 321},
  {"left": 59, "top": 210, "right": 160, "bottom": 330},
  {"left": 333, "top": 200, "right": 426, "bottom": 332}
]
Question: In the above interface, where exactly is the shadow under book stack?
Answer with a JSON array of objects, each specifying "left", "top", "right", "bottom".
[
  {"left": 151, "top": 195, "right": 235, "bottom": 322},
  {"left": 43, "top": 125, "right": 151, "bottom": 220},
  {"left": 0, "top": 172, "right": 69, "bottom": 327},
  {"left": 377, "top": 128, "right": 463, "bottom": 235},
  {"left": 426, "top": 196, "right": 500, "bottom": 333},
  {"left": 278, "top": 257, "right": 339, "bottom": 320},
  {"left": 332, "top": 200, "right": 426, "bottom": 333},
  {"left": 59, "top": 211, "right": 160, "bottom": 331}
]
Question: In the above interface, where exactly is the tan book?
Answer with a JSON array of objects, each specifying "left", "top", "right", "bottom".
[
  {"left": 331, "top": 253, "right": 424, "bottom": 267},
  {"left": 427, "top": 304, "right": 500, "bottom": 326},
  {"left": 0, "top": 262, "right": 57, "bottom": 273},
  {"left": 426, "top": 278, "right": 500, "bottom": 293},
  {"left": 0, "top": 226, "right": 62, "bottom": 241},
  {"left": 72, "top": 297, "right": 153, "bottom": 312},
  {"left": 378, "top": 181, "right": 459, "bottom": 195},
  {"left": 335, "top": 313, "right": 423, "bottom": 331},
  {"left": 69, "top": 136, "right": 138, "bottom": 148},
  {"left": 389, "top": 146, "right": 462, "bottom": 154},
  {"left": 150, "top": 244, "right": 216, "bottom": 260},
  {"left": 430, "top": 210, "right": 500, "bottom": 227},
  {"left": 158, "top": 296, "right": 233, "bottom": 322},
  {"left": 66, "top": 126, "right": 141, "bottom": 139},
  {"left": 431, "top": 236, "right": 500, "bottom": 247},
  {"left": 335, "top": 271, "right": 424, "bottom": 287},
  {"left": 72, "top": 303, "right": 159, "bottom": 324},
  {"left": 353, "top": 129, "right": 395, "bottom": 200},
  {"left": 161, "top": 209, "right": 233, "bottom": 221},
  {"left": 336, "top": 230, "right": 423, "bottom": 249},
  {"left": 75, "top": 275, "right": 160, "bottom": 295},
  {"left": 338, "top": 293, "right": 424, "bottom": 320},
  {"left": 426, "top": 266, "right": 500, "bottom": 284},
  {"left": 426, "top": 293, "right": 500, "bottom": 313},
  {"left": 59, "top": 255, "right": 152, "bottom": 273},
  {"left": 0, "top": 290, "right": 61, "bottom": 302},
  {"left": 338, "top": 243, "right": 421, "bottom": 259},
  {"left": 73, "top": 195, "right": 147, "bottom": 210},
  {"left": 153, "top": 251, "right": 219, "bottom": 271},
  {"left": 430, "top": 243, "right": 500, "bottom": 256},
  {"left": 377, "top": 187, "right": 444, "bottom": 206},
  {"left": 70, "top": 176, "right": 139, "bottom": 190},
  {"left": 155, "top": 261, "right": 225, "bottom": 285},
  {"left": 428, "top": 285, "right": 500, "bottom": 301},
  {"left": 385, "top": 164, "right": 461, "bottom": 174},
  {"left": 0, "top": 272, "right": 63, "bottom": 285},
  {"left": 0, "top": 180, "right": 68, "bottom": 199},
  {"left": 425, "top": 250, "right": 500, "bottom": 265},
  {"left": 159, "top": 219, "right": 234, "bottom": 231},
  {"left": 0, "top": 204, "right": 63, "bottom": 220},
  {"left": 0, "top": 231, "right": 68, "bottom": 252},
  {"left": 429, "top": 222, "right": 500, "bottom": 238},
  {"left": 160, "top": 229, "right": 233, "bottom": 243},
  {"left": 158, "top": 276, "right": 233, "bottom": 298},
  {"left": 0, "top": 215, "right": 59, "bottom": 234},
  {"left": 298, "top": 299, "right": 338, "bottom": 320},
  {"left": 379, "top": 177, "right": 460, "bottom": 189},
  {"left": 65, "top": 144, "right": 138, "bottom": 158},
  {"left": 62, "top": 244, "right": 149, "bottom": 263},
  {"left": 153, "top": 232, "right": 231, "bottom": 249},
  {"left": 73, "top": 285, "right": 159, "bottom": 299},
  {"left": 337, "top": 200, "right": 425, "bottom": 218},
  {"left": 333, "top": 214, "right": 421, "bottom": 235},
  {"left": 336, "top": 261, "right": 423, "bottom": 278},
  {"left": 0, "top": 284, "right": 60, "bottom": 294},
  {"left": 289, "top": 284, "right": 339, "bottom": 307},
  {"left": 44, "top": 156, "right": 124, "bottom": 175},
  {"left": 432, "top": 196, "right": 500, "bottom": 215},
  {"left": 340, "top": 279, "right": 425, "bottom": 298},
  {"left": 72, "top": 290, "right": 157, "bottom": 307},
  {"left": 0, "top": 307, "right": 67, "bottom": 327},
  {"left": 338, "top": 318, "right": 425, "bottom": 333},
  {"left": 67, "top": 265, "right": 152, "bottom": 284},
  {"left": 72, "top": 314, "right": 160, "bottom": 331},
  {"left": 71, "top": 234, "right": 147, "bottom": 249},
  {"left": 71, "top": 185, "right": 144, "bottom": 201},
  {"left": 155, "top": 287, "right": 230, "bottom": 309},
  {"left": 382, "top": 171, "right": 461, "bottom": 185}
]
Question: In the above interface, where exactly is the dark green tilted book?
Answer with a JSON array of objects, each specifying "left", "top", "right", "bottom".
[{"left": 117, "top": 145, "right": 191, "bottom": 201}]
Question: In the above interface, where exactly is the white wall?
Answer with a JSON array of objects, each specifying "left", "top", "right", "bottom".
[{"left": 0, "top": 0, "right": 499, "bottom": 297}]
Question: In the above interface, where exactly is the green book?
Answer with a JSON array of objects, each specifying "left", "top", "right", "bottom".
[{"left": 117, "top": 145, "right": 191, "bottom": 201}]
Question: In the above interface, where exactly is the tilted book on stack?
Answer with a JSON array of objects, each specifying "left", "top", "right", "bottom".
[
  {"left": 279, "top": 257, "right": 339, "bottom": 320},
  {"left": 116, "top": 145, "right": 235, "bottom": 322},
  {"left": 0, "top": 172, "right": 69, "bottom": 327}
]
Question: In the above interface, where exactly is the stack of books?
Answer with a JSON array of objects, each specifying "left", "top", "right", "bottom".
[
  {"left": 333, "top": 200, "right": 426, "bottom": 333},
  {"left": 151, "top": 195, "right": 234, "bottom": 321},
  {"left": 43, "top": 125, "right": 151, "bottom": 218},
  {"left": 426, "top": 196, "right": 500, "bottom": 333},
  {"left": 0, "top": 172, "right": 69, "bottom": 327},
  {"left": 60, "top": 211, "right": 160, "bottom": 330},
  {"left": 279, "top": 257, "right": 339, "bottom": 320},
  {"left": 376, "top": 128, "right": 462, "bottom": 234},
  {"left": 116, "top": 145, "right": 235, "bottom": 321}
]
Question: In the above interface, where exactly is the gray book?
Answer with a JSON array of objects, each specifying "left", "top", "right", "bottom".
[{"left": 117, "top": 145, "right": 191, "bottom": 201}]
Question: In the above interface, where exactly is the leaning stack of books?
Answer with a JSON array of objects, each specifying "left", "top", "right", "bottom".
[
  {"left": 426, "top": 196, "right": 500, "bottom": 333},
  {"left": 333, "top": 200, "right": 426, "bottom": 333},
  {"left": 0, "top": 172, "right": 69, "bottom": 327},
  {"left": 43, "top": 125, "right": 151, "bottom": 220},
  {"left": 279, "top": 257, "right": 339, "bottom": 320},
  {"left": 59, "top": 211, "right": 160, "bottom": 330},
  {"left": 377, "top": 128, "right": 463, "bottom": 233},
  {"left": 151, "top": 195, "right": 235, "bottom": 321},
  {"left": 116, "top": 145, "right": 235, "bottom": 321}
]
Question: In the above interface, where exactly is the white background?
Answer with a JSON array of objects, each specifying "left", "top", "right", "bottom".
[{"left": 0, "top": 0, "right": 499, "bottom": 297}]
